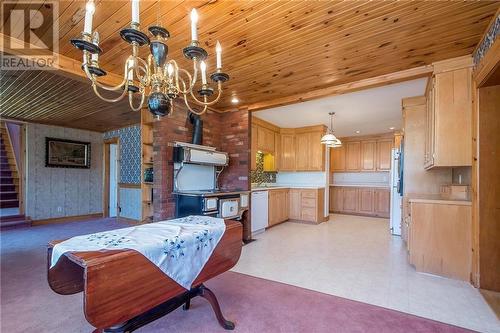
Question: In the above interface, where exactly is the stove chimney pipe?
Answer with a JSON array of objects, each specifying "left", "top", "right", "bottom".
[{"left": 189, "top": 112, "right": 203, "bottom": 145}]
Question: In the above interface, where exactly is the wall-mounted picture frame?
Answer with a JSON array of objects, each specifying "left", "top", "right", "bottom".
[{"left": 45, "top": 137, "right": 91, "bottom": 169}]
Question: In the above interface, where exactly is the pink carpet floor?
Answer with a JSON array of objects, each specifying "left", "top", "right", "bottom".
[{"left": 1, "top": 218, "right": 475, "bottom": 333}]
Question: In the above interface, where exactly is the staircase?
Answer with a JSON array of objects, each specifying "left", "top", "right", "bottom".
[{"left": 0, "top": 123, "right": 30, "bottom": 229}]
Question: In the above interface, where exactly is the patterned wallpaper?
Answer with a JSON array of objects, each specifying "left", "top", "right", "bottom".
[
  {"left": 473, "top": 13, "right": 499, "bottom": 65},
  {"left": 103, "top": 125, "right": 141, "bottom": 184}
]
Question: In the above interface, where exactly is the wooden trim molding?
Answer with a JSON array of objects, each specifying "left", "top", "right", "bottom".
[
  {"left": 119, "top": 183, "right": 141, "bottom": 189},
  {"left": 32, "top": 213, "right": 103, "bottom": 226},
  {"left": 247, "top": 65, "right": 433, "bottom": 112}
]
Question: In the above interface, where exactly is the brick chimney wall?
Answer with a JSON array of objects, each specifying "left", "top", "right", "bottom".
[{"left": 152, "top": 103, "right": 249, "bottom": 221}]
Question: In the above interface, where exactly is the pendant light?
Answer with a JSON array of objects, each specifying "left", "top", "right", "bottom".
[{"left": 321, "top": 112, "right": 342, "bottom": 147}]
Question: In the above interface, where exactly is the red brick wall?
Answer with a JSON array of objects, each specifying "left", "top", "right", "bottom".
[
  {"left": 152, "top": 103, "right": 248, "bottom": 221},
  {"left": 218, "top": 108, "right": 250, "bottom": 191}
]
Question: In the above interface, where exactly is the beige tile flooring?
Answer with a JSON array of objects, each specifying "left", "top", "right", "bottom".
[{"left": 232, "top": 214, "right": 500, "bottom": 333}]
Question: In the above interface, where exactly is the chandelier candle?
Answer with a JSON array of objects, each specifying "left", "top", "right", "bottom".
[
  {"left": 200, "top": 61, "right": 207, "bottom": 85},
  {"left": 190, "top": 9, "right": 198, "bottom": 41},
  {"left": 216, "top": 41, "right": 222, "bottom": 69},
  {"left": 132, "top": 0, "right": 140, "bottom": 24},
  {"left": 83, "top": 0, "right": 95, "bottom": 34}
]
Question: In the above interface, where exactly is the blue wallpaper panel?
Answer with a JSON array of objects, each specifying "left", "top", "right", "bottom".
[
  {"left": 103, "top": 125, "right": 141, "bottom": 184},
  {"left": 473, "top": 13, "right": 499, "bottom": 65}
]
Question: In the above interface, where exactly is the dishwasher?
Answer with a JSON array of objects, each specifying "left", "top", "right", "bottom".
[{"left": 251, "top": 190, "right": 268, "bottom": 235}]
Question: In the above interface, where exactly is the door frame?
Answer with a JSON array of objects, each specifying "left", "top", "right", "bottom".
[{"left": 103, "top": 138, "right": 120, "bottom": 218}]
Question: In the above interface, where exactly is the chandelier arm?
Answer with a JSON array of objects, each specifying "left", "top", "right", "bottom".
[
  {"left": 177, "top": 68, "right": 194, "bottom": 94},
  {"left": 91, "top": 82, "right": 129, "bottom": 103},
  {"left": 83, "top": 62, "right": 127, "bottom": 92},
  {"left": 179, "top": 79, "right": 207, "bottom": 115},
  {"left": 128, "top": 89, "right": 146, "bottom": 112},
  {"left": 134, "top": 56, "right": 150, "bottom": 86}
]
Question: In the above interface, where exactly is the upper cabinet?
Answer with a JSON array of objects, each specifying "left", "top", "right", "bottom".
[
  {"left": 331, "top": 145, "right": 346, "bottom": 171},
  {"left": 251, "top": 117, "right": 325, "bottom": 172},
  {"left": 280, "top": 133, "right": 296, "bottom": 171},
  {"left": 330, "top": 134, "right": 394, "bottom": 172},
  {"left": 424, "top": 57, "right": 472, "bottom": 169},
  {"left": 376, "top": 139, "right": 393, "bottom": 171}
]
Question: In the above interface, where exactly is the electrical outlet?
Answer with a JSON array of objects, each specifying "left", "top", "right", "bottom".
[{"left": 57, "top": 206, "right": 62, "bottom": 212}]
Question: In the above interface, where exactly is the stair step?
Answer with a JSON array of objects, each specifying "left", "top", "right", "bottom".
[
  {"left": 1, "top": 184, "right": 15, "bottom": 191},
  {"left": 0, "top": 199, "right": 19, "bottom": 208},
  {"left": 1, "top": 191, "right": 17, "bottom": 200},
  {"left": 0, "top": 215, "right": 31, "bottom": 230}
]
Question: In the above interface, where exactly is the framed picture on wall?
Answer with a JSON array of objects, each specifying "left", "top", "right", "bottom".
[{"left": 45, "top": 137, "right": 91, "bottom": 168}]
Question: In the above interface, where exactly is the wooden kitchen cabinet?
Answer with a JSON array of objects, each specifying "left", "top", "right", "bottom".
[
  {"left": 342, "top": 188, "right": 359, "bottom": 213},
  {"left": 409, "top": 200, "right": 471, "bottom": 281},
  {"left": 288, "top": 188, "right": 325, "bottom": 223},
  {"left": 376, "top": 139, "right": 393, "bottom": 171},
  {"left": 280, "top": 133, "right": 296, "bottom": 171},
  {"left": 361, "top": 141, "right": 376, "bottom": 171},
  {"left": 330, "top": 145, "right": 346, "bottom": 171},
  {"left": 358, "top": 188, "right": 375, "bottom": 214},
  {"left": 424, "top": 61, "right": 472, "bottom": 169},
  {"left": 330, "top": 186, "right": 390, "bottom": 218},
  {"left": 257, "top": 127, "right": 275, "bottom": 153},
  {"left": 295, "top": 133, "right": 309, "bottom": 170},
  {"left": 373, "top": 188, "right": 390, "bottom": 218},
  {"left": 345, "top": 142, "right": 361, "bottom": 171},
  {"left": 268, "top": 189, "right": 289, "bottom": 227}
]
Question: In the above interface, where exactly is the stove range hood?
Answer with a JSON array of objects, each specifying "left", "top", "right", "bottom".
[{"left": 173, "top": 142, "right": 228, "bottom": 166}]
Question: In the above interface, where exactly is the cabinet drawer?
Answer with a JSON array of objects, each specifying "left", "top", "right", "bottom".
[
  {"left": 301, "top": 207, "right": 316, "bottom": 221},
  {"left": 301, "top": 197, "right": 316, "bottom": 208},
  {"left": 300, "top": 190, "right": 317, "bottom": 199}
]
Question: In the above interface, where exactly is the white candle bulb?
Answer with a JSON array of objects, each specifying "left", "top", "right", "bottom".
[
  {"left": 132, "top": 0, "right": 140, "bottom": 24},
  {"left": 190, "top": 9, "right": 198, "bottom": 41},
  {"left": 127, "top": 59, "right": 134, "bottom": 80},
  {"left": 200, "top": 61, "right": 207, "bottom": 85},
  {"left": 91, "top": 53, "right": 98, "bottom": 62},
  {"left": 167, "top": 63, "right": 174, "bottom": 78},
  {"left": 215, "top": 41, "right": 222, "bottom": 69},
  {"left": 83, "top": 0, "right": 95, "bottom": 34}
]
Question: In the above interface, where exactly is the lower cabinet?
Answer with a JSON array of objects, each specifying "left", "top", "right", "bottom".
[
  {"left": 329, "top": 186, "right": 390, "bottom": 218},
  {"left": 268, "top": 189, "right": 289, "bottom": 227},
  {"left": 266, "top": 188, "right": 326, "bottom": 227}
]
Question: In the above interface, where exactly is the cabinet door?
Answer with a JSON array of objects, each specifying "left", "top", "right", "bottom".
[
  {"left": 331, "top": 146, "right": 346, "bottom": 171},
  {"left": 376, "top": 140, "right": 393, "bottom": 171},
  {"left": 342, "top": 188, "right": 358, "bottom": 212},
  {"left": 280, "top": 134, "right": 296, "bottom": 171},
  {"left": 281, "top": 189, "right": 289, "bottom": 221},
  {"left": 295, "top": 133, "right": 309, "bottom": 170},
  {"left": 251, "top": 125, "right": 257, "bottom": 170},
  {"left": 330, "top": 187, "right": 343, "bottom": 212},
  {"left": 289, "top": 189, "right": 301, "bottom": 220},
  {"left": 264, "top": 128, "right": 275, "bottom": 153},
  {"left": 358, "top": 188, "right": 374, "bottom": 214},
  {"left": 274, "top": 132, "right": 281, "bottom": 171},
  {"left": 361, "top": 141, "right": 376, "bottom": 171},
  {"left": 257, "top": 126, "right": 266, "bottom": 152},
  {"left": 268, "top": 191, "right": 278, "bottom": 226},
  {"left": 374, "top": 189, "right": 390, "bottom": 218},
  {"left": 308, "top": 132, "right": 324, "bottom": 171},
  {"left": 345, "top": 142, "right": 361, "bottom": 171}
]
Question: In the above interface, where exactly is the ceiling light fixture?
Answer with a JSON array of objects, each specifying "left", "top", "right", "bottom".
[
  {"left": 321, "top": 112, "right": 342, "bottom": 147},
  {"left": 355, "top": 130, "right": 361, "bottom": 134},
  {"left": 70, "top": 0, "right": 229, "bottom": 118},
  {"left": 231, "top": 96, "right": 239, "bottom": 104},
  {"left": 389, "top": 127, "right": 395, "bottom": 130}
]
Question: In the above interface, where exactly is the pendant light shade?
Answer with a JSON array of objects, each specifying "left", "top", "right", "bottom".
[{"left": 321, "top": 112, "right": 342, "bottom": 147}]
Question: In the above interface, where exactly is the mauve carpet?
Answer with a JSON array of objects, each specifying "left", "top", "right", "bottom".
[{"left": 1, "top": 218, "right": 475, "bottom": 333}]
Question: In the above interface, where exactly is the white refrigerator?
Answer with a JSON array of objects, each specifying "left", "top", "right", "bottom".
[{"left": 389, "top": 148, "right": 402, "bottom": 235}]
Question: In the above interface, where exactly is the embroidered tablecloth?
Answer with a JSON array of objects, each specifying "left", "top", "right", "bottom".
[{"left": 50, "top": 216, "right": 226, "bottom": 289}]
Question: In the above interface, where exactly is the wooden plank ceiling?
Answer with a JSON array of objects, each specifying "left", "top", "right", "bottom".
[{"left": 1, "top": 0, "right": 499, "bottom": 132}]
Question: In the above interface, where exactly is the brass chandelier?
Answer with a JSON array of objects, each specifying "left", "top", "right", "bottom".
[{"left": 70, "top": 0, "right": 229, "bottom": 118}]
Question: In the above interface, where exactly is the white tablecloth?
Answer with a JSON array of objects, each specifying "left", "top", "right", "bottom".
[{"left": 50, "top": 216, "right": 226, "bottom": 289}]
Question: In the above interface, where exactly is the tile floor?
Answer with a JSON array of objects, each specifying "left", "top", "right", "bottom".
[{"left": 232, "top": 214, "right": 500, "bottom": 333}]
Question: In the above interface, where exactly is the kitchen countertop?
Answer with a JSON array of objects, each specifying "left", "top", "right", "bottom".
[
  {"left": 408, "top": 198, "right": 472, "bottom": 206},
  {"left": 330, "top": 184, "right": 390, "bottom": 189}
]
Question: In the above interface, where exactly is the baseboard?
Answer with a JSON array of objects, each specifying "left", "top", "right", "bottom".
[{"left": 32, "top": 213, "right": 103, "bottom": 226}]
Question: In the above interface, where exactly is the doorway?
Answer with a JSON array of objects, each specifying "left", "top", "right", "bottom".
[{"left": 103, "top": 138, "right": 119, "bottom": 218}]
